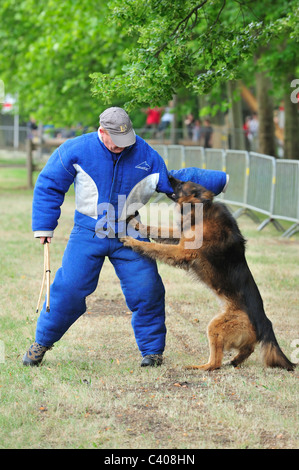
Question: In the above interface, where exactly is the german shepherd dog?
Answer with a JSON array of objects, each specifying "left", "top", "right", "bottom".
[{"left": 121, "top": 176, "right": 295, "bottom": 371}]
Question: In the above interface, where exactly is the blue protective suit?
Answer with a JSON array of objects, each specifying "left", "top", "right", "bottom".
[{"left": 32, "top": 131, "right": 227, "bottom": 355}]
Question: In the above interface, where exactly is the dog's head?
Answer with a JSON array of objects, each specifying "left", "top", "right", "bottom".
[{"left": 167, "top": 175, "right": 214, "bottom": 204}]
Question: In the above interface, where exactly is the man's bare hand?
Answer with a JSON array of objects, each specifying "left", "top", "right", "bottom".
[{"left": 40, "top": 237, "right": 52, "bottom": 244}]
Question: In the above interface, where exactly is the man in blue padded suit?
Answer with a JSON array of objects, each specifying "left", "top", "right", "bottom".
[{"left": 23, "top": 107, "right": 228, "bottom": 367}]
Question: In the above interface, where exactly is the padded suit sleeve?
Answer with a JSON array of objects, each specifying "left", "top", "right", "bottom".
[
  {"left": 168, "top": 167, "right": 228, "bottom": 195},
  {"left": 32, "top": 146, "right": 75, "bottom": 236}
]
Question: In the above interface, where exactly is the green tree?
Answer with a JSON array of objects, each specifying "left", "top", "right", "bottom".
[
  {"left": 0, "top": 0, "right": 132, "bottom": 126},
  {"left": 253, "top": 0, "right": 299, "bottom": 159},
  {"left": 91, "top": 1, "right": 297, "bottom": 106},
  {"left": 1, "top": 0, "right": 297, "bottom": 157},
  {"left": 91, "top": 0, "right": 298, "bottom": 157}
]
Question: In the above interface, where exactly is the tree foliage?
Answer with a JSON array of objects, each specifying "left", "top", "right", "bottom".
[
  {"left": 0, "top": 0, "right": 297, "bottom": 126},
  {"left": 91, "top": 0, "right": 299, "bottom": 111},
  {"left": 0, "top": 0, "right": 131, "bottom": 125}
]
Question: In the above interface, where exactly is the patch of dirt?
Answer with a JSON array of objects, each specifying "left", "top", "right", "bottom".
[{"left": 85, "top": 298, "right": 130, "bottom": 317}]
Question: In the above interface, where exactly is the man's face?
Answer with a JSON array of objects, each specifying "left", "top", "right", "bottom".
[{"left": 100, "top": 129, "right": 125, "bottom": 153}]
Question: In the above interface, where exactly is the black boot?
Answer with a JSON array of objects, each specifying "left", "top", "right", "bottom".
[
  {"left": 141, "top": 354, "right": 163, "bottom": 367},
  {"left": 23, "top": 342, "right": 52, "bottom": 366}
]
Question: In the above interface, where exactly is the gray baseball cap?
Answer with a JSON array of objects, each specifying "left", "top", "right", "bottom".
[{"left": 99, "top": 107, "right": 136, "bottom": 147}]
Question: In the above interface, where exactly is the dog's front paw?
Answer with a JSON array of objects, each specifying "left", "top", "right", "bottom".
[{"left": 119, "top": 236, "right": 135, "bottom": 247}]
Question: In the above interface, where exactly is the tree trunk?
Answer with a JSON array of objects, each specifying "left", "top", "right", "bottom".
[
  {"left": 26, "top": 138, "right": 33, "bottom": 189},
  {"left": 226, "top": 80, "right": 246, "bottom": 150},
  {"left": 283, "top": 79, "right": 299, "bottom": 159},
  {"left": 256, "top": 71, "right": 276, "bottom": 157},
  {"left": 170, "top": 94, "right": 178, "bottom": 144}
]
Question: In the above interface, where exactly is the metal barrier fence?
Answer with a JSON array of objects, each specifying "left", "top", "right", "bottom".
[
  {"left": 273, "top": 160, "right": 299, "bottom": 238},
  {"left": 204, "top": 148, "right": 226, "bottom": 173},
  {"left": 184, "top": 146, "right": 205, "bottom": 169},
  {"left": 223, "top": 150, "right": 250, "bottom": 210},
  {"left": 0, "top": 125, "right": 28, "bottom": 148},
  {"left": 154, "top": 144, "right": 299, "bottom": 238},
  {"left": 246, "top": 152, "right": 281, "bottom": 231}
]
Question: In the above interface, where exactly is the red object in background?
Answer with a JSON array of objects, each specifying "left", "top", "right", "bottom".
[
  {"left": 146, "top": 108, "right": 161, "bottom": 125},
  {"left": 2, "top": 102, "right": 12, "bottom": 110}
]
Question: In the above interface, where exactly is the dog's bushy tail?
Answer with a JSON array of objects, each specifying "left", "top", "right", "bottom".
[
  {"left": 242, "top": 266, "right": 295, "bottom": 371},
  {"left": 260, "top": 321, "right": 295, "bottom": 371}
]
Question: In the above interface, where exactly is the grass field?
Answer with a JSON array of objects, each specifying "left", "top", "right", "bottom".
[{"left": 0, "top": 166, "right": 298, "bottom": 450}]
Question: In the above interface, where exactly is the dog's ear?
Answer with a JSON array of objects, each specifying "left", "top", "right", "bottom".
[
  {"left": 193, "top": 186, "right": 214, "bottom": 202},
  {"left": 168, "top": 174, "right": 183, "bottom": 188}
]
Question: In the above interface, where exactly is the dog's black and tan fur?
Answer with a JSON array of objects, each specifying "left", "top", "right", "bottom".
[{"left": 122, "top": 175, "right": 295, "bottom": 371}]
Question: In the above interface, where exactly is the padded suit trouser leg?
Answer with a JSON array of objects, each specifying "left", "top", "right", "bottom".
[
  {"left": 35, "top": 225, "right": 105, "bottom": 347},
  {"left": 35, "top": 225, "right": 166, "bottom": 356},
  {"left": 109, "top": 239, "right": 166, "bottom": 356}
]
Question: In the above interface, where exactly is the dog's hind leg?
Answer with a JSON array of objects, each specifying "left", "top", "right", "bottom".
[
  {"left": 186, "top": 310, "right": 256, "bottom": 371},
  {"left": 186, "top": 319, "right": 225, "bottom": 371},
  {"left": 228, "top": 311, "right": 256, "bottom": 367},
  {"left": 230, "top": 344, "right": 255, "bottom": 367}
]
